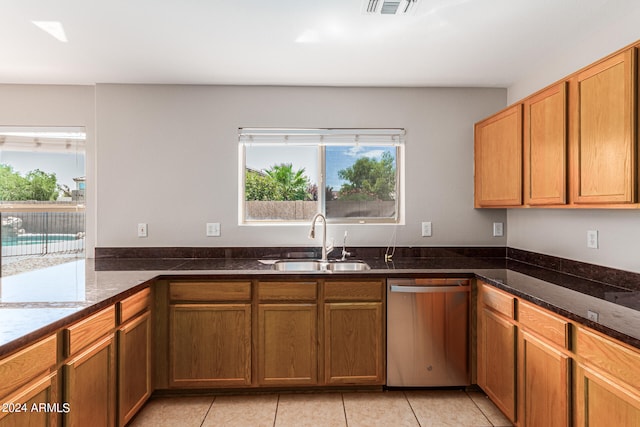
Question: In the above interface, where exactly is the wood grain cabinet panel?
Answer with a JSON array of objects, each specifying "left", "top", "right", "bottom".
[
  {"left": 63, "top": 334, "right": 116, "bottom": 427},
  {"left": 474, "top": 104, "right": 523, "bottom": 207},
  {"left": 65, "top": 306, "right": 116, "bottom": 356},
  {"left": 0, "top": 335, "right": 56, "bottom": 400},
  {"left": 258, "top": 303, "right": 317, "bottom": 386},
  {"left": 117, "top": 310, "right": 152, "bottom": 426},
  {"left": 524, "top": 82, "right": 568, "bottom": 205},
  {"left": 477, "top": 306, "right": 517, "bottom": 423},
  {"left": 570, "top": 47, "right": 637, "bottom": 204},
  {"left": 324, "top": 302, "right": 384, "bottom": 385},
  {"left": 0, "top": 372, "right": 59, "bottom": 427},
  {"left": 575, "top": 363, "right": 640, "bottom": 426},
  {"left": 519, "top": 331, "right": 570, "bottom": 427},
  {"left": 169, "top": 304, "right": 251, "bottom": 387}
]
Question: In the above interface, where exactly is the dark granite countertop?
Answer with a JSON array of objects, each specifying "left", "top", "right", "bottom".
[{"left": 1, "top": 254, "right": 639, "bottom": 358}]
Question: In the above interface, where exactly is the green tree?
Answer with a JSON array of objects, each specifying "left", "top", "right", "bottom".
[
  {"left": 26, "top": 169, "right": 59, "bottom": 201},
  {"left": 264, "top": 163, "right": 311, "bottom": 201},
  {"left": 337, "top": 152, "right": 395, "bottom": 201},
  {"left": 0, "top": 164, "right": 29, "bottom": 200},
  {"left": 0, "top": 164, "right": 59, "bottom": 201},
  {"left": 245, "top": 169, "right": 281, "bottom": 201}
]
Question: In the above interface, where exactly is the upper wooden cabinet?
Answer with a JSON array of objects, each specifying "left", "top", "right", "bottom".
[
  {"left": 570, "top": 47, "right": 637, "bottom": 204},
  {"left": 474, "top": 104, "right": 523, "bottom": 207},
  {"left": 475, "top": 41, "right": 640, "bottom": 209},
  {"left": 524, "top": 82, "right": 568, "bottom": 205}
]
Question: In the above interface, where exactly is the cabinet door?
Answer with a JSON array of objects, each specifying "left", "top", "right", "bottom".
[
  {"left": 474, "top": 104, "right": 523, "bottom": 207},
  {"left": 0, "top": 372, "right": 59, "bottom": 427},
  {"left": 258, "top": 304, "right": 317, "bottom": 386},
  {"left": 118, "top": 311, "right": 152, "bottom": 427},
  {"left": 570, "top": 48, "right": 637, "bottom": 204},
  {"left": 519, "top": 331, "right": 570, "bottom": 427},
  {"left": 324, "top": 302, "right": 384, "bottom": 385},
  {"left": 169, "top": 304, "right": 251, "bottom": 387},
  {"left": 64, "top": 334, "right": 116, "bottom": 427},
  {"left": 524, "top": 82, "right": 568, "bottom": 205},
  {"left": 575, "top": 363, "right": 640, "bottom": 426},
  {"left": 477, "top": 308, "right": 517, "bottom": 423}
]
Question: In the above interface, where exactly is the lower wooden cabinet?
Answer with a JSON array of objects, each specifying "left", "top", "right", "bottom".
[
  {"left": 519, "top": 331, "right": 570, "bottom": 427},
  {"left": 0, "top": 372, "right": 60, "bottom": 427},
  {"left": 478, "top": 281, "right": 640, "bottom": 427},
  {"left": 324, "top": 302, "right": 384, "bottom": 385},
  {"left": 63, "top": 334, "right": 116, "bottom": 427},
  {"left": 575, "top": 363, "right": 640, "bottom": 426},
  {"left": 477, "top": 307, "right": 517, "bottom": 422},
  {"left": 117, "top": 310, "right": 152, "bottom": 426},
  {"left": 169, "top": 304, "right": 252, "bottom": 387},
  {"left": 258, "top": 303, "right": 318, "bottom": 386},
  {"left": 574, "top": 326, "right": 640, "bottom": 426}
]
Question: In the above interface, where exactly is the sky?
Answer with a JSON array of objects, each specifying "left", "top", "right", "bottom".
[{"left": 0, "top": 150, "right": 85, "bottom": 190}]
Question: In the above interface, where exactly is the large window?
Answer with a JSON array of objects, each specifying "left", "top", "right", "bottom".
[
  {"left": 239, "top": 128, "right": 403, "bottom": 224},
  {"left": 0, "top": 126, "right": 86, "bottom": 276}
]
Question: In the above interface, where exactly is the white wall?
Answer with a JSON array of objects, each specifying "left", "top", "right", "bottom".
[
  {"left": 95, "top": 84, "right": 507, "bottom": 249},
  {"left": 0, "top": 84, "right": 96, "bottom": 253},
  {"left": 506, "top": 7, "right": 640, "bottom": 274},
  {"left": 508, "top": 3, "right": 640, "bottom": 103}
]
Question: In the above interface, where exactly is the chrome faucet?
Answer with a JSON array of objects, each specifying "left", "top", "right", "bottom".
[
  {"left": 341, "top": 230, "right": 351, "bottom": 261},
  {"left": 308, "top": 213, "right": 334, "bottom": 262}
]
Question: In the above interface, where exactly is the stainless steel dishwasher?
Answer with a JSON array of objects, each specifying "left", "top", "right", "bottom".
[{"left": 387, "top": 278, "right": 470, "bottom": 387}]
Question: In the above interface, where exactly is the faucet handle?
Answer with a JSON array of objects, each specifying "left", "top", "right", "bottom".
[{"left": 326, "top": 238, "right": 335, "bottom": 255}]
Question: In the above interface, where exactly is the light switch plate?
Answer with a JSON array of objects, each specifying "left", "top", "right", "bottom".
[
  {"left": 587, "top": 230, "right": 598, "bottom": 249},
  {"left": 493, "top": 222, "right": 503, "bottom": 237},
  {"left": 421, "top": 221, "right": 432, "bottom": 237},
  {"left": 206, "top": 222, "right": 221, "bottom": 237}
]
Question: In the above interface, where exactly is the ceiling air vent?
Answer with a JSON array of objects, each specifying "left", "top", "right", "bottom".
[{"left": 363, "top": 0, "right": 419, "bottom": 15}]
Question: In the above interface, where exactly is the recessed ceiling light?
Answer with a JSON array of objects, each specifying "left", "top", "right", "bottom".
[{"left": 32, "top": 21, "right": 68, "bottom": 42}]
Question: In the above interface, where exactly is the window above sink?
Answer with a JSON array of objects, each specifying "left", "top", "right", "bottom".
[{"left": 239, "top": 128, "right": 404, "bottom": 225}]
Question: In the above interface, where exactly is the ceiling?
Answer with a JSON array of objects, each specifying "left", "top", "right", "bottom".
[{"left": 1, "top": 0, "right": 639, "bottom": 87}]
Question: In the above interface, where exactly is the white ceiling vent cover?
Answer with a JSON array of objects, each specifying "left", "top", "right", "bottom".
[{"left": 363, "top": 0, "right": 419, "bottom": 15}]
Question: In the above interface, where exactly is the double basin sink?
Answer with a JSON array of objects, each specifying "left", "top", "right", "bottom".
[{"left": 271, "top": 259, "right": 371, "bottom": 272}]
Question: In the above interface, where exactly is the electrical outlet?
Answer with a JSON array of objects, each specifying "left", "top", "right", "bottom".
[
  {"left": 206, "top": 222, "right": 221, "bottom": 237},
  {"left": 137, "top": 223, "right": 148, "bottom": 238},
  {"left": 587, "top": 310, "right": 599, "bottom": 322},
  {"left": 493, "top": 222, "right": 504, "bottom": 237},
  {"left": 587, "top": 230, "right": 598, "bottom": 249},
  {"left": 421, "top": 221, "right": 432, "bottom": 237}
]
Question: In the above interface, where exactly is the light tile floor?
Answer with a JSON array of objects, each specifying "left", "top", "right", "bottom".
[{"left": 129, "top": 390, "right": 513, "bottom": 427}]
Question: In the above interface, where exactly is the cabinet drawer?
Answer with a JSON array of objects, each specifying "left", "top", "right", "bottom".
[
  {"left": 324, "top": 280, "right": 383, "bottom": 301},
  {"left": 0, "top": 335, "right": 57, "bottom": 399},
  {"left": 518, "top": 300, "right": 569, "bottom": 348},
  {"left": 480, "top": 283, "right": 515, "bottom": 319},
  {"left": 576, "top": 326, "right": 640, "bottom": 389},
  {"left": 258, "top": 281, "right": 317, "bottom": 301},
  {"left": 119, "top": 287, "right": 151, "bottom": 324},
  {"left": 169, "top": 281, "right": 251, "bottom": 302},
  {"left": 65, "top": 305, "right": 116, "bottom": 356}
]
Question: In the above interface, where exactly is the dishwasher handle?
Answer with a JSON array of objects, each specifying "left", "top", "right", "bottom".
[{"left": 390, "top": 284, "right": 470, "bottom": 293}]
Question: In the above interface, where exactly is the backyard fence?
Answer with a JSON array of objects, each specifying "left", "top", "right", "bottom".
[{"left": 1, "top": 210, "right": 85, "bottom": 257}]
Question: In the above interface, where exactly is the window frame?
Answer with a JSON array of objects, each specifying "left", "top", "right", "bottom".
[{"left": 238, "top": 128, "right": 404, "bottom": 225}]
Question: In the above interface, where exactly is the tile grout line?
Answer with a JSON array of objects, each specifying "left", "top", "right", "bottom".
[
  {"left": 341, "top": 393, "right": 349, "bottom": 427},
  {"left": 199, "top": 396, "right": 216, "bottom": 427},
  {"left": 403, "top": 391, "right": 423, "bottom": 427},
  {"left": 272, "top": 393, "right": 281, "bottom": 427},
  {"left": 464, "top": 390, "right": 498, "bottom": 427}
]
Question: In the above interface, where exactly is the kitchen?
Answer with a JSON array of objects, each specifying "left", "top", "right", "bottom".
[{"left": 1, "top": 1, "right": 640, "bottom": 426}]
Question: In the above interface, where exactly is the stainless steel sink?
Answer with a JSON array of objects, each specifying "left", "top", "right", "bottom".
[
  {"left": 327, "top": 261, "right": 371, "bottom": 271},
  {"left": 271, "top": 260, "right": 326, "bottom": 271},
  {"left": 271, "top": 260, "right": 370, "bottom": 272}
]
